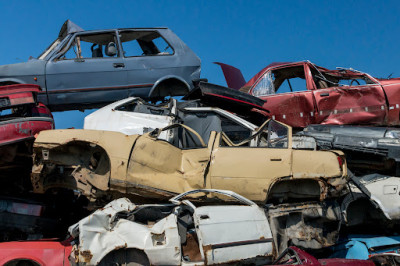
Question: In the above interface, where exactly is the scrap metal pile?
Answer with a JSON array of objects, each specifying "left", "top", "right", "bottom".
[{"left": 1, "top": 20, "right": 400, "bottom": 265}]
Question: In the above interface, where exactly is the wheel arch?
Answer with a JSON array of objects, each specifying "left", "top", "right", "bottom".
[
  {"left": 266, "top": 178, "right": 323, "bottom": 203},
  {"left": 2, "top": 258, "right": 42, "bottom": 266},
  {"left": 148, "top": 75, "right": 191, "bottom": 98}
]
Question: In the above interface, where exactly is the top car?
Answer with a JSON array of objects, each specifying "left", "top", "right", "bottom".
[
  {"left": 218, "top": 61, "right": 400, "bottom": 128},
  {"left": 0, "top": 20, "right": 201, "bottom": 111}
]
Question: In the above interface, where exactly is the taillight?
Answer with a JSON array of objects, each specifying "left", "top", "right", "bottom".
[{"left": 337, "top": 156, "right": 343, "bottom": 168}]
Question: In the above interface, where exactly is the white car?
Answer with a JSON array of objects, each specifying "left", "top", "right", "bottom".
[
  {"left": 342, "top": 174, "right": 400, "bottom": 225},
  {"left": 84, "top": 97, "right": 316, "bottom": 149},
  {"left": 68, "top": 189, "right": 274, "bottom": 265}
]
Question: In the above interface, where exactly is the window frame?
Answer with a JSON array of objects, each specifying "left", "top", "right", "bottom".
[{"left": 118, "top": 30, "right": 175, "bottom": 58}]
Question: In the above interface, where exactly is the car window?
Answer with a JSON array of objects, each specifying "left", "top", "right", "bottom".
[
  {"left": 258, "top": 120, "right": 289, "bottom": 148},
  {"left": 59, "top": 32, "right": 119, "bottom": 60},
  {"left": 219, "top": 115, "right": 252, "bottom": 144},
  {"left": 252, "top": 66, "right": 306, "bottom": 96},
  {"left": 311, "top": 69, "right": 377, "bottom": 89},
  {"left": 119, "top": 30, "right": 174, "bottom": 57}
]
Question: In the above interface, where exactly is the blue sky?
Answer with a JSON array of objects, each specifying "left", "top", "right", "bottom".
[{"left": 1, "top": 0, "right": 400, "bottom": 128}]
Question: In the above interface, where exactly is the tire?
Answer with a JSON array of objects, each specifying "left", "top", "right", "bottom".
[{"left": 98, "top": 249, "right": 150, "bottom": 266}]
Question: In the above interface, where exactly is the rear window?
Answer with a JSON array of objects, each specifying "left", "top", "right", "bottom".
[{"left": 119, "top": 30, "right": 174, "bottom": 57}]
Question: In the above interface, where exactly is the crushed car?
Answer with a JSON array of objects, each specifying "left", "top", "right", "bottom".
[
  {"left": 0, "top": 83, "right": 53, "bottom": 192},
  {"left": 68, "top": 189, "right": 274, "bottom": 265},
  {"left": 299, "top": 124, "right": 400, "bottom": 176},
  {"left": 31, "top": 118, "right": 348, "bottom": 208},
  {"left": 0, "top": 239, "right": 72, "bottom": 266},
  {"left": 0, "top": 20, "right": 201, "bottom": 111},
  {"left": 268, "top": 200, "right": 342, "bottom": 254},
  {"left": 84, "top": 82, "right": 270, "bottom": 137},
  {"left": 217, "top": 61, "right": 400, "bottom": 128}
]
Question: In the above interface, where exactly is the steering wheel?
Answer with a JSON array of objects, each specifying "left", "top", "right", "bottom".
[{"left": 350, "top": 79, "right": 360, "bottom": 86}]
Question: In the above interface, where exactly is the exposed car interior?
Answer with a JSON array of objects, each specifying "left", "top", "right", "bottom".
[
  {"left": 252, "top": 66, "right": 307, "bottom": 96},
  {"left": 59, "top": 32, "right": 119, "bottom": 59},
  {"left": 119, "top": 30, "right": 173, "bottom": 56}
]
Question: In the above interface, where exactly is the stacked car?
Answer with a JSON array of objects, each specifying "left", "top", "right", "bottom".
[{"left": 0, "top": 20, "right": 400, "bottom": 265}]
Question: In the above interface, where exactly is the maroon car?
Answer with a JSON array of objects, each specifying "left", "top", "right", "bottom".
[{"left": 217, "top": 61, "right": 400, "bottom": 128}]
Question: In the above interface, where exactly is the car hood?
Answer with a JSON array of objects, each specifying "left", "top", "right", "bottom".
[{"left": 0, "top": 59, "right": 46, "bottom": 77}]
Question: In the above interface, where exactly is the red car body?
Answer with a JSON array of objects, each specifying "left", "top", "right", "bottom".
[
  {"left": 0, "top": 240, "right": 72, "bottom": 266},
  {"left": 272, "top": 246, "right": 374, "bottom": 265},
  {"left": 218, "top": 61, "right": 400, "bottom": 128},
  {"left": 0, "top": 84, "right": 53, "bottom": 147}
]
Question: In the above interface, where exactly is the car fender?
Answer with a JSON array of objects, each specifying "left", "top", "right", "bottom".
[
  {"left": 0, "top": 255, "right": 44, "bottom": 266},
  {"left": 148, "top": 75, "right": 190, "bottom": 97},
  {"left": 0, "top": 77, "right": 26, "bottom": 85}
]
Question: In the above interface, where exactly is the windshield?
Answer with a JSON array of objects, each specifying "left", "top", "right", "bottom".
[{"left": 38, "top": 38, "right": 61, "bottom": 60}]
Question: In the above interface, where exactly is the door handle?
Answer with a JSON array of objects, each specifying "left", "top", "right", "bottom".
[
  {"left": 113, "top": 63, "right": 125, "bottom": 68},
  {"left": 270, "top": 158, "right": 282, "bottom": 161},
  {"left": 74, "top": 58, "right": 85, "bottom": 62},
  {"left": 320, "top": 93, "right": 330, "bottom": 97},
  {"left": 200, "top": 215, "right": 209, "bottom": 219}
]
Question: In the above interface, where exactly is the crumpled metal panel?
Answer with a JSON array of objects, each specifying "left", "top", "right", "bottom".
[
  {"left": 68, "top": 198, "right": 182, "bottom": 265},
  {"left": 345, "top": 174, "right": 400, "bottom": 220},
  {"left": 84, "top": 97, "right": 175, "bottom": 138},
  {"left": 268, "top": 201, "right": 341, "bottom": 255},
  {"left": 313, "top": 85, "right": 387, "bottom": 126}
]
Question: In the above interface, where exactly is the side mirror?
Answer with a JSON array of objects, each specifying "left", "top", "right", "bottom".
[{"left": 105, "top": 42, "right": 117, "bottom": 56}]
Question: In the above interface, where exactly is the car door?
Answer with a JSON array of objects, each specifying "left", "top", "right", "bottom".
[
  {"left": 193, "top": 205, "right": 273, "bottom": 264},
  {"left": 208, "top": 120, "right": 293, "bottom": 202},
  {"left": 250, "top": 63, "right": 316, "bottom": 128},
  {"left": 45, "top": 30, "right": 128, "bottom": 109},
  {"left": 312, "top": 78, "right": 387, "bottom": 125},
  {"left": 118, "top": 29, "right": 179, "bottom": 98},
  {"left": 126, "top": 133, "right": 211, "bottom": 197}
]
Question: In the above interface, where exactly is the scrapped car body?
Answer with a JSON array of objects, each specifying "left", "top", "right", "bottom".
[
  {"left": 0, "top": 84, "right": 53, "bottom": 151},
  {"left": 68, "top": 189, "right": 274, "bottom": 265},
  {"left": 299, "top": 124, "right": 400, "bottom": 175},
  {"left": 31, "top": 118, "right": 347, "bottom": 207},
  {"left": 0, "top": 239, "right": 72, "bottom": 266},
  {"left": 342, "top": 174, "right": 400, "bottom": 226},
  {"left": 0, "top": 20, "right": 201, "bottom": 111},
  {"left": 0, "top": 84, "right": 53, "bottom": 193},
  {"left": 330, "top": 235, "right": 400, "bottom": 260},
  {"left": 217, "top": 61, "right": 400, "bottom": 128},
  {"left": 84, "top": 82, "right": 270, "bottom": 137},
  {"left": 272, "top": 246, "right": 374, "bottom": 266},
  {"left": 268, "top": 201, "right": 341, "bottom": 253}
]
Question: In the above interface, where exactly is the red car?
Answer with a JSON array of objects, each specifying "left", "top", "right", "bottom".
[
  {"left": 217, "top": 61, "right": 400, "bottom": 128},
  {"left": 0, "top": 84, "right": 53, "bottom": 166},
  {"left": 272, "top": 246, "right": 374, "bottom": 265},
  {"left": 0, "top": 239, "right": 72, "bottom": 266}
]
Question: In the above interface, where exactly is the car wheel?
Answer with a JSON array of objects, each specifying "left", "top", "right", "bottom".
[{"left": 98, "top": 249, "right": 150, "bottom": 266}]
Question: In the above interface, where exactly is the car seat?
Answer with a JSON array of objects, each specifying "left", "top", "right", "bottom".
[
  {"left": 91, "top": 44, "right": 103, "bottom": 58},
  {"left": 105, "top": 42, "right": 117, "bottom": 57}
]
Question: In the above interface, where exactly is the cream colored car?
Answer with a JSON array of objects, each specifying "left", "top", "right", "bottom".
[{"left": 32, "top": 119, "right": 347, "bottom": 207}]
